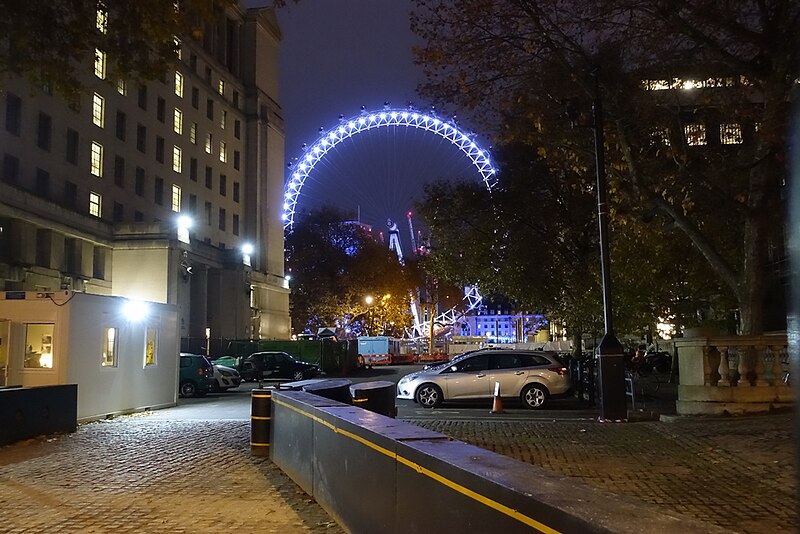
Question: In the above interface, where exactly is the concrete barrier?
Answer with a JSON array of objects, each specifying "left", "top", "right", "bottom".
[
  {"left": 0, "top": 384, "right": 77, "bottom": 445},
  {"left": 270, "top": 390, "right": 719, "bottom": 534}
]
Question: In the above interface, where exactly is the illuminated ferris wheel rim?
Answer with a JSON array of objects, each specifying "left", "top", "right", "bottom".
[{"left": 282, "top": 106, "right": 498, "bottom": 230}]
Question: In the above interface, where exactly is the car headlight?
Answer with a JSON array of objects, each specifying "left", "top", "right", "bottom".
[{"left": 398, "top": 376, "right": 411, "bottom": 386}]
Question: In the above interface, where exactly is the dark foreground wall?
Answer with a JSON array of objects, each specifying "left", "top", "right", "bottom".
[
  {"left": 0, "top": 385, "right": 78, "bottom": 445},
  {"left": 270, "top": 390, "right": 718, "bottom": 534}
]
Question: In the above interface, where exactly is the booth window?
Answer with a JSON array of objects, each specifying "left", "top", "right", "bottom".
[
  {"left": 144, "top": 328, "right": 157, "bottom": 366},
  {"left": 102, "top": 327, "right": 118, "bottom": 367},
  {"left": 24, "top": 324, "right": 54, "bottom": 369}
]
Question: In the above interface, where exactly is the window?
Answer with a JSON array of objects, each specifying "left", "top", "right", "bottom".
[
  {"left": 35, "top": 169, "right": 50, "bottom": 197},
  {"left": 205, "top": 201, "right": 212, "bottom": 225},
  {"left": 117, "top": 79, "right": 126, "bottom": 95},
  {"left": 189, "top": 122, "right": 197, "bottom": 144},
  {"left": 2, "top": 154, "right": 19, "bottom": 184},
  {"left": 114, "top": 156, "right": 125, "bottom": 187},
  {"left": 171, "top": 184, "right": 181, "bottom": 212},
  {"left": 92, "top": 93, "right": 104, "bottom": 127},
  {"left": 233, "top": 151, "right": 240, "bottom": 170},
  {"left": 191, "top": 87, "right": 199, "bottom": 109},
  {"left": 156, "top": 97, "right": 166, "bottom": 122},
  {"left": 205, "top": 67, "right": 212, "bottom": 84},
  {"left": 137, "top": 85, "right": 147, "bottom": 110},
  {"left": 219, "top": 174, "right": 227, "bottom": 196},
  {"left": 115, "top": 111, "right": 126, "bottom": 140},
  {"left": 233, "top": 214, "right": 239, "bottom": 236},
  {"left": 102, "top": 327, "right": 117, "bottom": 367},
  {"left": 5, "top": 93, "right": 21, "bottom": 135},
  {"left": 156, "top": 136, "right": 165, "bottom": 163},
  {"left": 136, "top": 124, "right": 146, "bottom": 153},
  {"left": 89, "top": 191, "right": 102, "bottom": 217},
  {"left": 94, "top": 49, "right": 106, "bottom": 79},
  {"left": 172, "top": 145, "right": 182, "bottom": 173},
  {"left": 23, "top": 323, "right": 54, "bottom": 369},
  {"left": 684, "top": 123, "right": 707, "bottom": 146},
  {"left": 135, "top": 167, "right": 145, "bottom": 196},
  {"left": 220, "top": 110, "right": 226, "bottom": 129},
  {"left": 188, "top": 194, "right": 197, "bottom": 213},
  {"left": 144, "top": 328, "right": 157, "bottom": 366},
  {"left": 189, "top": 158, "right": 197, "bottom": 181},
  {"left": 720, "top": 123, "right": 743, "bottom": 145},
  {"left": 217, "top": 79, "right": 225, "bottom": 95},
  {"left": 96, "top": 5, "right": 108, "bottom": 33},
  {"left": 205, "top": 166, "right": 212, "bottom": 189},
  {"left": 66, "top": 128, "right": 79, "bottom": 163},
  {"left": 154, "top": 177, "right": 164, "bottom": 205},
  {"left": 205, "top": 132, "right": 213, "bottom": 154},
  {"left": 218, "top": 207, "right": 226, "bottom": 230},
  {"left": 233, "top": 181, "right": 240, "bottom": 202},
  {"left": 219, "top": 141, "right": 226, "bottom": 163},
  {"left": 234, "top": 119, "right": 241, "bottom": 139},
  {"left": 63, "top": 181, "right": 77, "bottom": 208},
  {"left": 190, "top": 53, "right": 197, "bottom": 70},
  {"left": 37, "top": 113, "right": 52, "bottom": 151},
  {"left": 206, "top": 98, "right": 214, "bottom": 120},
  {"left": 113, "top": 202, "right": 123, "bottom": 222},
  {"left": 90, "top": 141, "right": 103, "bottom": 177},
  {"left": 233, "top": 91, "right": 239, "bottom": 108},
  {"left": 174, "top": 71, "right": 184, "bottom": 97},
  {"left": 134, "top": 210, "right": 143, "bottom": 222},
  {"left": 173, "top": 108, "right": 183, "bottom": 134},
  {"left": 174, "top": 37, "right": 182, "bottom": 60}
]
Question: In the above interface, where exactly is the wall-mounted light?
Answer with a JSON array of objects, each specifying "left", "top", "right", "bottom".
[
  {"left": 241, "top": 242, "right": 253, "bottom": 267},
  {"left": 122, "top": 299, "right": 150, "bottom": 322},
  {"left": 177, "top": 215, "right": 193, "bottom": 244}
]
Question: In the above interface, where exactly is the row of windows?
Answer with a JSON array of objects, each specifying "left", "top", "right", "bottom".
[{"left": 653, "top": 122, "right": 749, "bottom": 147}]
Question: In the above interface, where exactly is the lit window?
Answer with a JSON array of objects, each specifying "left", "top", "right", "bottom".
[
  {"left": 102, "top": 327, "right": 118, "bottom": 367},
  {"left": 174, "top": 71, "right": 184, "bottom": 98},
  {"left": 94, "top": 49, "right": 106, "bottom": 79},
  {"left": 171, "top": 184, "right": 181, "bottom": 212},
  {"left": 219, "top": 141, "right": 226, "bottom": 163},
  {"left": 172, "top": 145, "right": 182, "bottom": 173},
  {"left": 24, "top": 323, "right": 54, "bottom": 369},
  {"left": 205, "top": 133, "right": 213, "bottom": 154},
  {"left": 650, "top": 127, "right": 670, "bottom": 147},
  {"left": 684, "top": 123, "right": 707, "bottom": 146},
  {"left": 218, "top": 80, "right": 225, "bottom": 95},
  {"left": 174, "top": 37, "right": 182, "bottom": 60},
  {"left": 173, "top": 108, "right": 183, "bottom": 134},
  {"left": 96, "top": 6, "right": 108, "bottom": 34},
  {"left": 220, "top": 110, "right": 226, "bottom": 129},
  {"left": 117, "top": 79, "right": 126, "bottom": 95},
  {"left": 91, "top": 141, "right": 104, "bottom": 177},
  {"left": 89, "top": 191, "right": 102, "bottom": 217},
  {"left": 720, "top": 123, "right": 743, "bottom": 145},
  {"left": 92, "top": 93, "right": 105, "bottom": 128},
  {"left": 144, "top": 328, "right": 157, "bottom": 366}
]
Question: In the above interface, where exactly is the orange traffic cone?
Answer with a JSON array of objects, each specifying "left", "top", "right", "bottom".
[{"left": 490, "top": 381, "right": 505, "bottom": 414}]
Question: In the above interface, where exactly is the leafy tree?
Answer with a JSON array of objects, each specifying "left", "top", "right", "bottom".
[
  {"left": 411, "top": 0, "right": 799, "bottom": 334},
  {"left": 285, "top": 207, "right": 415, "bottom": 338}
]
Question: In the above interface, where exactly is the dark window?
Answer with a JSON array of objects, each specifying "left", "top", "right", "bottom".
[
  {"left": 205, "top": 67, "right": 212, "bottom": 83},
  {"left": 233, "top": 150, "right": 240, "bottom": 170},
  {"left": 66, "top": 128, "right": 79, "bottom": 164},
  {"left": 5, "top": 93, "right": 21, "bottom": 135},
  {"left": 155, "top": 136, "right": 165, "bottom": 163},
  {"left": 93, "top": 248, "right": 106, "bottom": 279},
  {"left": 205, "top": 201, "right": 212, "bottom": 225},
  {"left": 154, "top": 177, "right": 164, "bottom": 205},
  {"left": 232, "top": 91, "right": 239, "bottom": 108},
  {"left": 191, "top": 87, "right": 199, "bottom": 109},
  {"left": 219, "top": 174, "right": 226, "bottom": 196},
  {"left": 134, "top": 210, "right": 144, "bottom": 222},
  {"left": 452, "top": 354, "right": 490, "bottom": 373},
  {"left": 233, "top": 214, "right": 239, "bottom": 236},
  {"left": 115, "top": 111, "right": 126, "bottom": 140},
  {"left": 206, "top": 99, "right": 214, "bottom": 120},
  {"left": 135, "top": 167, "right": 145, "bottom": 196},
  {"left": 218, "top": 207, "right": 226, "bottom": 230},
  {"left": 113, "top": 202, "right": 124, "bottom": 222},
  {"left": 156, "top": 97, "right": 165, "bottom": 122},
  {"left": 63, "top": 181, "right": 78, "bottom": 209},
  {"left": 37, "top": 113, "right": 52, "bottom": 151},
  {"left": 189, "top": 53, "right": 197, "bottom": 71},
  {"left": 114, "top": 156, "right": 125, "bottom": 187},
  {"left": 234, "top": 119, "right": 241, "bottom": 140},
  {"left": 136, "top": 124, "right": 146, "bottom": 153},
  {"left": 490, "top": 353, "right": 523, "bottom": 370},
  {"left": 205, "top": 166, "right": 212, "bottom": 189},
  {"left": 189, "top": 158, "right": 197, "bottom": 181},
  {"left": 233, "top": 181, "right": 240, "bottom": 203},
  {"left": 188, "top": 194, "right": 197, "bottom": 213},
  {"left": 35, "top": 169, "right": 50, "bottom": 197},
  {"left": 2, "top": 154, "right": 19, "bottom": 184},
  {"left": 518, "top": 354, "right": 552, "bottom": 367},
  {"left": 137, "top": 85, "right": 147, "bottom": 110}
]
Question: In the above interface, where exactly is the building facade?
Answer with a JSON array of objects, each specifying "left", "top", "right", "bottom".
[{"left": 0, "top": 4, "right": 290, "bottom": 348}]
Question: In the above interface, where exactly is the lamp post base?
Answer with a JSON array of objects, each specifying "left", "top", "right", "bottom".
[{"left": 596, "top": 332, "right": 627, "bottom": 421}]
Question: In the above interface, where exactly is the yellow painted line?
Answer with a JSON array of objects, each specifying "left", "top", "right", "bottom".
[
  {"left": 352, "top": 398, "right": 369, "bottom": 403},
  {"left": 250, "top": 442, "right": 271, "bottom": 447},
  {"left": 251, "top": 416, "right": 271, "bottom": 421},
  {"left": 272, "top": 397, "right": 560, "bottom": 534},
  {"left": 252, "top": 394, "right": 272, "bottom": 398}
]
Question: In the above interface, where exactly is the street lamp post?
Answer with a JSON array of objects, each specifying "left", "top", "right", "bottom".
[{"left": 591, "top": 69, "right": 627, "bottom": 421}]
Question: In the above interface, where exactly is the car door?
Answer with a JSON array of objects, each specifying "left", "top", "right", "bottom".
[
  {"left": 441, "top": 353, "right": 490, "bottom": 399},
  {"left": 270, "top": 353, "right": 291, "bottom": 378},
  {"left": 488, "top": 352, "right": 528, "bottom": 396}
]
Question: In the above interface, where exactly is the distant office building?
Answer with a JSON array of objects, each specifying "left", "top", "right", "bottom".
[
  {"left": 0, "top": 3, "right": 290, "bottom": 347},
  {"left": 458, "top": 301, "right": 549, "bottom": 344}
]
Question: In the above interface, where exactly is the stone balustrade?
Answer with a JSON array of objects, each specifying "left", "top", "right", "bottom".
[{"left": 673, "top": 334, "right": 792, "bottom": 415}]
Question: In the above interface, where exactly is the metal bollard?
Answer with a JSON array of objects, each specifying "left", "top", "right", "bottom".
[
  {"left": 349, "top": 381, "right": 396, "bottom": 417},
  {"left": 250, "top": 388, "right": 272, "bottom": 456}
]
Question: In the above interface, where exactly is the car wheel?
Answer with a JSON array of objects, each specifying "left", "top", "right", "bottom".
[
  {"left": 521, "top": 383, "right": 548, "bottom": 409},
  {"left": 292, "top": 370, "right": 305, "bottom": 381},
  {"left": 179, "top": 381, "right": 197, "bottom": 398},
  {"left": 415, "top": 383, "right": 443, "bottom": 408}
]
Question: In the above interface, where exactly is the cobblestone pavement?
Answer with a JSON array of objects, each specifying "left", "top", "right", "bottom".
[
  {"left": 0, "top": 417, "right": 344, "bottom": 533},
  {"left": 411, "top": 412, "right": 797, "bottom": 534}
]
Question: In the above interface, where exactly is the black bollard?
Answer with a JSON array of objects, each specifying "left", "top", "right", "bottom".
[
  {"left": 250, "top": 388, "right": 272, "bottom": 456},
  {"left": 349, "top": 381, "right": 396, "bottom": 417}
]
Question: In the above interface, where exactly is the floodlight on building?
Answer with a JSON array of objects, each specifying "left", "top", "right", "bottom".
[
  {"left": 177, "top": 215, "right": 193, "bottom": 244},
  {"left": 241, "top": 242, "right": 254, "bottom": 267},
  {"left": 122, "top": 299, "right": 150, "bottom": 322}
]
